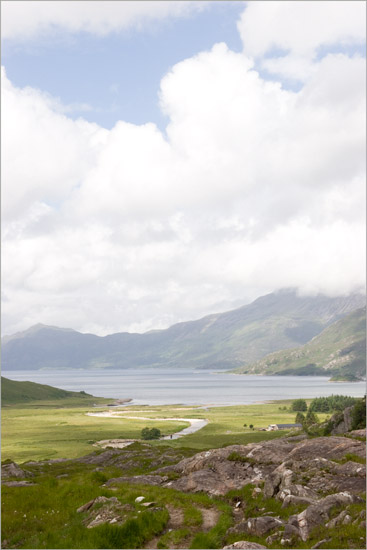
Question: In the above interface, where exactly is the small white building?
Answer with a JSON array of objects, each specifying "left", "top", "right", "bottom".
[{"left": 267, "top": 423, "right": 302, "bottom": 431}]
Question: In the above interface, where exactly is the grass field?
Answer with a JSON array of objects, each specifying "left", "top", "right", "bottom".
[
  {"left": 1, "top": 397, "right": 363, "bottom": 550},
  {"left": 1, "top": 399, "right": 329, "bottom": 462}
]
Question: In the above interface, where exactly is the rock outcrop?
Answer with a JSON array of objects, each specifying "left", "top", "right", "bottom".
[{"left": 1, "top": 461, "right": 34, "bottom": 480}]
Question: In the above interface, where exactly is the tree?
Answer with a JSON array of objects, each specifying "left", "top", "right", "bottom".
[
  {"left": 351, "top": 397, "right": 366, "bottom": 430},
  {"left": 141, "top": 427, "right": 161, "bottom": 440},
  {"left": 243, "top": 423, "right": 247, "bottom": 427},
  {"left": 291, "top": 399, "right": 307, "bottom": 412},
  {"left": 295, "top": 412, "right": 305, "bottom": 425},
  {"left": 249, "top": 424, "right": 254, "bottom": 430},
  {"left": 305, "top": 409, "right": 319, "bottom": 425}
]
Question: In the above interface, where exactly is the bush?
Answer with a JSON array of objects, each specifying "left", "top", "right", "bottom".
[
  {"left": 141, "top": 427, "right": 161, "bottom": 440},
  {"left": 351, "top": 397, "right": 366, "bottom": 430},
  {"left": 291, "top": 399, "right": 307, "bottom": 412}
]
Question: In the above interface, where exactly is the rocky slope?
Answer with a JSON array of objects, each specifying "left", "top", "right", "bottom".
[
  {"left": 2, "top": 290, "right": 364, "bottom": 370},
  {"left": 2, "top": 430, "right": 366, "bottom": 549}
]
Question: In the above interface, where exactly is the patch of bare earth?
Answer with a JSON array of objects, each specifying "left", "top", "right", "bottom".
[
  {"left": 199, "top": 507, "right": 220, "bottom": 530},
  {"left": 144, "top": 505, "right": 185, "bottom": 549}
]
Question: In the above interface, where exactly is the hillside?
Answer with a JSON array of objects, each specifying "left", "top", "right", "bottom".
[
  {"left": 1, "top": 376, "right": 98, "bottom": 406},
  {"left": 2, "top": 290, "right": 365, "bottom": 371},
  {"left": 233, "top": 307, "right": 366, "bottom": 380}
]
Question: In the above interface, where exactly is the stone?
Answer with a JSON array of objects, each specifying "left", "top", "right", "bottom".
[
  {"left": 331, "top": 407, "right": 353, "bottom": 435},
  {"left": 77, "top": 499, "right": 95, "bottom": 513},
  {"left": 135, "top": 496, "right": 145, "bottom": 503},
  {"left": 281, "top": 523, "right": 300, "bottom": 544},
  {"left": 1, "top": 462, "right": 33, "bottom": 479},
  {"left": 311, "top": 539, "right": 331, "bottom": 549},
  {"left": 293, "top": 491, "right": 359, "bottom": 541},
  {"left": 281, "top": 495, "right": 316, "bottom": 508},
  {"left": 230, "top": 516, "right": 283, "bottom": 537},
  {"left": 265, "top": 531, "right": 283, "bottom": 545},
  {"left": 2, "top": 480, "right": 36, "bottom": 487},
  {"left": 223, "top": 542, "right": 267, "bottom": 549}
]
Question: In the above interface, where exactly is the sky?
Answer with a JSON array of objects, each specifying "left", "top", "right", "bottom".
[{"left": 1, "top": 0, "right": 366, "bottom": 337}]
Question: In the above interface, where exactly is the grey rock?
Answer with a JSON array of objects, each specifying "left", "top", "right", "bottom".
[
  {"left": 265, "top": 531, "right": 283, "bottom": 545},
  {"left": 77, "top": 499, "right": 95, "bottom": 513},
  {"left": 1, "top": 462, "right": 33, "bottom": 479},
  {"left": 230, "top": 516, "right": 283, "bottom": 537},
  {"left": 282, "top": 495, "right": 316, "bottom": 508},
  {"left": 311, "top": 539, "right": 331, "bottom": 549},
  {"left": 223, "top": 542, "right": 267, "bottom": 549},
  {"left": 294, "top": 491, "right": 359, "bottom": 541},
  {"left": 2, "top": 480, "right": 36, "bottom": 487},
  {"left": 281, "top": 523, "right": 300, "bottom": 544},
  {"left": 331, "top": 407, "right": 353, "bottom": 435},
  {"left": 106, "top": 474, "right": 166, "bottom": 487}
]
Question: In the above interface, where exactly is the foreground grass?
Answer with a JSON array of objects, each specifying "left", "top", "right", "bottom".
[{"left": 2, "top": 462, "right": 365, "bottom": 549}]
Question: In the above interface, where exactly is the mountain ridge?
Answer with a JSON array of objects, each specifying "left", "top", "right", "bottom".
[{"left": 2, "top": 289, "right": 365, "bottom": 371}]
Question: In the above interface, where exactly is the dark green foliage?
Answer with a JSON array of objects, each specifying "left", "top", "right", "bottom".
[
  {"left": 351, "top": 397, "right": 366, "bottom": 430},
  {"left": 291, "top": 399, "right": 308, "bottom": 411},
  {"left": 141, "top": 427, "right": 161, "bottom": 440},
  {"left": 295, "top": 412, "right": 305, "bottom": 424},
  {"left": 309, "top": 395, "right": 357, "bottom": 413}
]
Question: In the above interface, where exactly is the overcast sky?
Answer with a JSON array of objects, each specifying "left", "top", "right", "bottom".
[{"left": 2, "top": 1, "right": 366, "bottom": 337}]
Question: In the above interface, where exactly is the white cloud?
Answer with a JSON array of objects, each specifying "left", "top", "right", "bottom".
[
  {"left": 1, "top": 2, "right": 366, "bottom": 336},
  {"left": 1, "top": 0, "right": 208, "bottom": 40},
  {"left": 238, "top": 0, "right": 366, "bottom": 81}
]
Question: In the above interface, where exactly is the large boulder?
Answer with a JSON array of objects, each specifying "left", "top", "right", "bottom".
[
  {"left": 331, "top": 407, "right": 354, "bottom": 435},
  {"left": 228, "top": 516, "right": 283, "bottom": 537},
  {"left": 290, "top": 491, "right": 361, "bottom": 541}
]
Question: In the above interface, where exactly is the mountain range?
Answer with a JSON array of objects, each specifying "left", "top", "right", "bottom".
[
  {"left": 233, "top": 307, "right": 366, "bottom": 381},
  {"left": 2, "top": 289, "right": 365, "bottom": 372}
]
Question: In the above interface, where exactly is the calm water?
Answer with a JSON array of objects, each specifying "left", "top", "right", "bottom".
[{"left": 2, "top": 368, "right": 366, "bottom": 406}]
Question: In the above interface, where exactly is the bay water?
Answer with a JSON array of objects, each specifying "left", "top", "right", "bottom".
[{"left": 2, "top": 368, "right": 365, "bottom": 406}]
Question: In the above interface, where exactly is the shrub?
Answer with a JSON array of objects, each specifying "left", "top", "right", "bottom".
[
  {"left": 351, "top": 397, "right": 366, "bottom": 430},
  {"left": 141, "top": 427, "right": 161, "bottom": 440}
]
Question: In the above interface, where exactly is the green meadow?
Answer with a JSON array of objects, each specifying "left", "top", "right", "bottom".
[{"left": 1, "top": 399, "right": 329, "bottom": 462}]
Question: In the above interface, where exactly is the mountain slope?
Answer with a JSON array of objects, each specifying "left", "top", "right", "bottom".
[
  {"left": 233, "top": 307, "right": 366, "bottom": 380},
  {"left": 1, "top": 376, "right": 93, "bottom": 405},
  {"left": 2, "top": 290, "right": 365, "bottom": 371}
]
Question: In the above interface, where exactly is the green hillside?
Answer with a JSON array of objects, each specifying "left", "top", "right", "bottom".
[
  {"left": 233, "top": 307, "right": 366, "bottom": 381},
  {"left": 1, "top": 377, "right": 107, "bottom": 407}
]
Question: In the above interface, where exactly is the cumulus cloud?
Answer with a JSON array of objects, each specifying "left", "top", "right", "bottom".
[
  {"left": 1, "top": 2, "right": 366, "bottom": 336},
  {"left": 238, "top": 0, "right": 366, "bottom": 81},
  {"left": 1, "top": 0, "right": 208, "bottom": 40}
]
